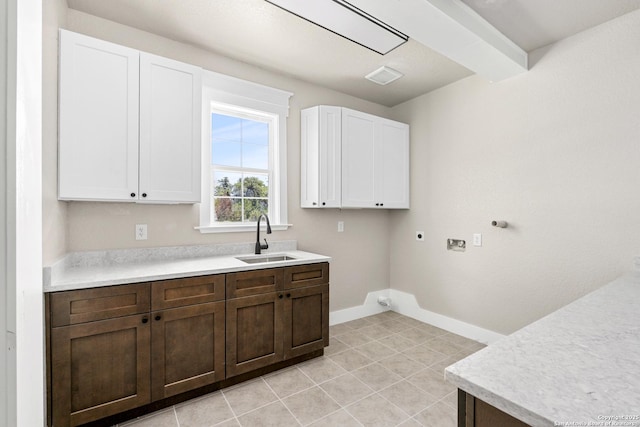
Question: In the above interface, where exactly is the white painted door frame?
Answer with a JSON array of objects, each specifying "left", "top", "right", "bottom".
[
  {"left": 3, "top": 0, "right": 44, "bottom": 426},
  {"left": 1, "top": 0, "right": 9, "bottom": 423}
]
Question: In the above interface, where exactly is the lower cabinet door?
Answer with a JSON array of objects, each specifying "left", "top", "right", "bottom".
[
  {"left": 151, "top": 301, "right": 225, "bottom": 400},
  {"left": 226, "top": 292, "right": 284, "bottom": 377},
  {"left": 283, "top": 284, "right": 329, "bottom": 359},
  {"left": 51, "top": 314, "right": 151, "bottom": 427}
]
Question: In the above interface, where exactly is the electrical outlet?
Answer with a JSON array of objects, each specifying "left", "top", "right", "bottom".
[
  {"left": 416, "top": 231, "right": 425, "bottom": 241},
  {"left": 135, "top": 224, "right": 148, "bottom": 240},
  {"left": 338, "top": 221, "right": 344, "bottom": 232},
  {"left": 473, "top": 233, "right": 482, "bottom": 247}
]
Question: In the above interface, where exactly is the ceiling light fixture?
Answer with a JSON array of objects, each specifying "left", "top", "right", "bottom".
[
  {"left": 265, "top": 0, "right": 408, "bottom": 55},
  {"left": 365, "top": 66, "right": 403, "bottom": 85}
]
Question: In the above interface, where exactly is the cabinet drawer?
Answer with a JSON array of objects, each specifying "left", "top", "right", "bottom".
[
  {"left": 226, "top": 268, "right": 284, "bottom": 298},
  {"left": 284, "top": 263, "right": 329, "bottom": 290},
  {"left": 50, "top": 284, "right": 151, "bottom": 327},
  {"left": 152, "top": 274, "right": 225, "bottom": 310}
]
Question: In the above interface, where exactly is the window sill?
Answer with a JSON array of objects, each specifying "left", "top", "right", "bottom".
[{"left": 195, "top": 224, "right": 292, "bottom": 234}]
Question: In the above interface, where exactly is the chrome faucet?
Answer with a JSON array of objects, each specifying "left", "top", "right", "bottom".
[{"left": 255, "top": 214, "right": 272, "bottom": 254}]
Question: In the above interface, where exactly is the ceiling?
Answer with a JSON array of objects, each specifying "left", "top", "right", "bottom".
[{"left": 66, "top": 0, "right": 640, "bottom": 107}]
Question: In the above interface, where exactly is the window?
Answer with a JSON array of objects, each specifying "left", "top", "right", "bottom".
[
  {"left": 198, "top": 71, "right": 292, "bottom": 233},
  {"left": 211, "top": 108, "right": 271, "bottom": 224}
]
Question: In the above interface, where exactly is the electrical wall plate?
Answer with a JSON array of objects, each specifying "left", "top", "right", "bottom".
[{"left": 447, "top": 238, "right": 465, "bottom": 252}]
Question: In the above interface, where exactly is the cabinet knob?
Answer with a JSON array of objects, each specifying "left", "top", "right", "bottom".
[
  {"left": 322, "top": 202, "right": 326, "bottom": 206},
  {"left": 380, "top": 203, "right": 384, "bottom": 206},
  {"left": 142, "top": 193, "right": 147, "bottom": 198},
  {"left": 286, "top": 293, "right": 291, "bottom": 298},
  {"left": 141, "top": 317, "right": 148, "bottom": 324},
  {"left": 130, "top": 192, "right": 136, "bottom": 198},
  {"left": 375, "top": 203, "right": 379, "bottom": 206},
  {"left": 278, "top": 294, "right": 284, "bottom": 299},
  {"left": 312, "top": 202, "right": 317, "bottom": 206},
  {"left": 155, "top": 315, "right": 162, "bottom": 321}
]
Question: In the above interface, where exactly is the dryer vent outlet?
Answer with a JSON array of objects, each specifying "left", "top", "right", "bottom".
[{"left": 377, "top": 296, "right": 392, "bottom": 307}]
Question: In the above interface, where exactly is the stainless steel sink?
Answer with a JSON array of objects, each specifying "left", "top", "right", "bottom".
[{"left": 236, "top": 254, "right": 297, "bottom": 264}]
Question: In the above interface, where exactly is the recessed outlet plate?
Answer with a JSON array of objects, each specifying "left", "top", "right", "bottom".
[
  {"left": 135, "top": 224, "right": 148, "bottom": 240},
  {"left": 447, "top": 238, "right": 466, "bottom": 252}
]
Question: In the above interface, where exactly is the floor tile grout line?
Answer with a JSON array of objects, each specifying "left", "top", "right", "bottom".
[
  {"left": 172, "top": 406, "right": 180, "bottom": 427},
  {"left": 219, "top": 387, "right": 241, "bottom": 426},
  {"left": 308, "top": 406, "right": 366, "bottom": 427},
  {"left": 260, "top": 374, "right": 304, "bottom": 426}
]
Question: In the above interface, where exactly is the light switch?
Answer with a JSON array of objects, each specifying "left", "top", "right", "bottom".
[{"left": 473, "top": 233, "right": 482, "bottom": 247}]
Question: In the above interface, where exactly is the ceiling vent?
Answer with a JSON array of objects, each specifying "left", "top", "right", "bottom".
[{"left": 365, "top": 66, "right": 404, "bottom": 85}]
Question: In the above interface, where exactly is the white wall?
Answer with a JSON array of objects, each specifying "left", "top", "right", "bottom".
[
  {"left": 4, "top": 0, "right": 44, "bottom": 425},
  {"left": 42, "top": 8, "right": 396, "bottom": 313},
  {"left": 1, "top": 0, "right": 8, "bottom": 422},
  {"left": 389, "top": 9, "right": 640, "bottom": 335},
  {"left": 42, "top": 0, "right": 68, "bottom": 266}
]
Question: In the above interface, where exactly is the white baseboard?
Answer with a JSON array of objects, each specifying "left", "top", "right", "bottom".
[
  {"left": 329, "top": 289, "right": 392, "bottom": 325},
  {"left": 330, "top": 289, "right": 505, "bottom": 345}
]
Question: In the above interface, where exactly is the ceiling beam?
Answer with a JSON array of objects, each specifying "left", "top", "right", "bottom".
[{"left": 348, "top": 0, "right": 528, "bottom": 82}]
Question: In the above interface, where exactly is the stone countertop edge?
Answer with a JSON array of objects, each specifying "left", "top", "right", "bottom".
[
  {"left": 44, "top": 240, "right": 331, "bottom": 292},
  {"left": 444, "top": 271, "right": 640, "bottom": 427}
]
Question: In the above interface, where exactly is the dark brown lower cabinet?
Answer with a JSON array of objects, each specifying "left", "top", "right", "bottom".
[
  {"left": 458, "top": 389, "right": 530, "bottom": 427},
  {"left": 50, "top": 314, "right": 151, "bottom": 427},
  {"left": 225, "top": 292, "right": 284, "bottom": 377},
  {"left": 48, "top": 264, "right": 330, "bottom": 426},
  {"left": 284, "top": 284, "right": 329, "bottom": 359},
  {"left": 151, "top": 301, "right": 225, "bottom": 400},
  {"left": 226, "top": 283, "right": 330, "bottom": 376}
]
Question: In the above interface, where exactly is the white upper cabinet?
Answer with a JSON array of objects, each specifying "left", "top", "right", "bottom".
[
  {"left": 58, "top": 30, "right": 140, "bottom": 201},
  {"left": 341, "top": 108, "right": 410, "bottom": 209},
  {"left": 58, "top": 30, "right": 202, "bottom": 203},
  {"left": 139, "top": 53, "right": 201, "bottom": 203},
  {"left": 301, "top": 106, "right": 342, "bottom": 208},
  {"left": 341, "top": 108, "right": 376, "bottom": 208},
  {"left": 375, "top": 117, "right": 410, "bottom": 209},
  {"left": 301, "top": 106, "right": 410, "bottom": 209}
]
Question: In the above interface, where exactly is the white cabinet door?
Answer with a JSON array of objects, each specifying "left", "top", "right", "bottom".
[
  {"left": 58, "top": 30, "right": 140, "bottom": 201},
  {"left": 341, "top": 108, "right": 410, "bottom": 209},
  {"left": 301, "top": 106, "right": 341, "bottom": 208},
  {"left": 139, "top": 53, "right": 202, "bottom": 203},
  {"left": 341, "top": 108, "right": 376, "bottom": 208},
  {"left": 376, "top": 118, "right": 410, "bottom": 209}
]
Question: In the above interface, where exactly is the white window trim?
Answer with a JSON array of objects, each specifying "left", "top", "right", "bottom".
[{"left": 197, "top": 70, "right": 293, "bottom": 233}]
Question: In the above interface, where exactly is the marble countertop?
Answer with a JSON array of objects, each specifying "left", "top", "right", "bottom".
[
  {"left": 445, "top": 272, "right": 640, "bottom": 427},
  {"left": 44, "top": 240, "right": 331, "bottom": 292}
]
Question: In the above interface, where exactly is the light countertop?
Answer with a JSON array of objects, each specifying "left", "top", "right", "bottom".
[
  {"left": 44, "top": 240, "right": 331, "bottom": 292},
  {"left": 445, "top": 272, "right": 640, "bottom": 426}
]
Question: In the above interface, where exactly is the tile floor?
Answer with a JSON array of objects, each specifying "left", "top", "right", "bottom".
[{"left": 118, "top": 311, "right": 486, "bottom": 427}]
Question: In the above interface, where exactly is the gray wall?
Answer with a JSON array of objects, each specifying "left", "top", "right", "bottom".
[
  {"left": 389, "top": 9, "right": 640, "bottom": 334},
  {"left": 43, "top": 5, "right": 640, "bottom": 335}
]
